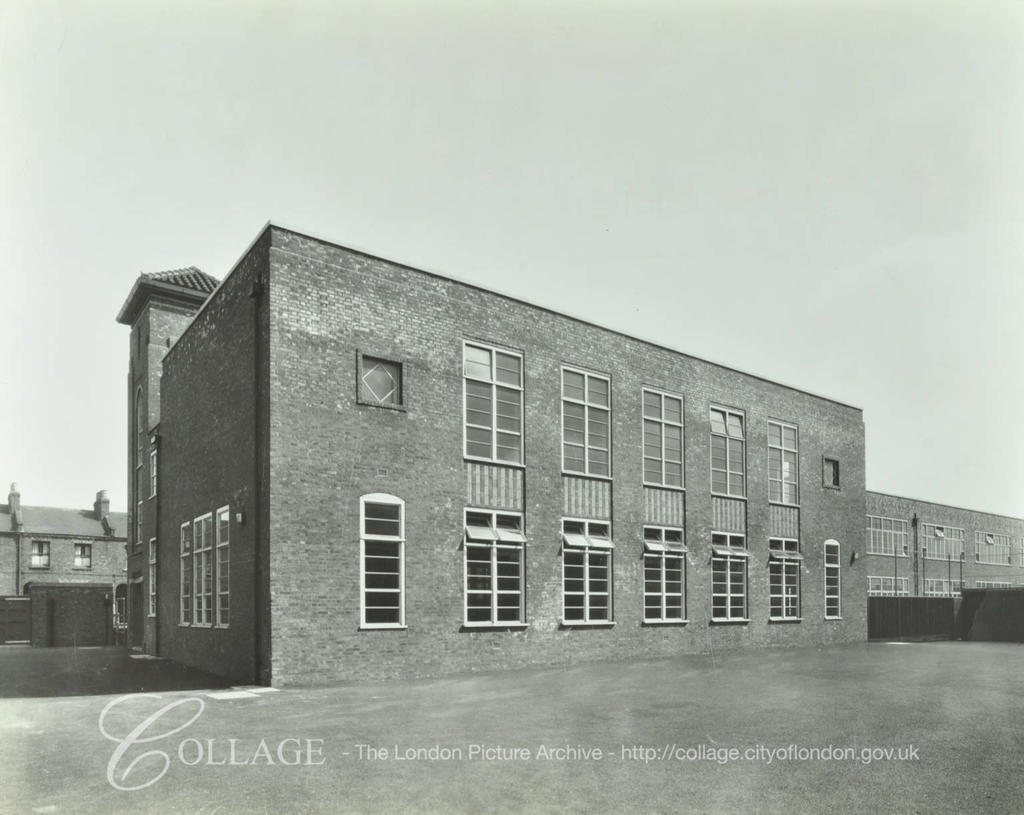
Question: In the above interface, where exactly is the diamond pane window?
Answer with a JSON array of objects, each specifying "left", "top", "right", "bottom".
[{"left": 361, "top": 357, "right": 403, "bottom": 407}]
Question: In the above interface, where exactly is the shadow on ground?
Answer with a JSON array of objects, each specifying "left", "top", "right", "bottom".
[{"left": 0, "top": 645, "right": 233, "bottom": 698}]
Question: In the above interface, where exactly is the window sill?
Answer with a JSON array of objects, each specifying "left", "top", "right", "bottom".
[
  {"left": 642, "top": 482, "right": 686, "bottom": 493},
  {"left": 191, "top": 623, "right": 213, "bottom": 629},
  {"left": 214, "top": 624, "right": 230, "bottom": 629},
  {"left": 356, "top": 399, "right": 408, "bottom": 413},
  {"left": 560, "top": 620, "right": 615, "bottom": 628},
  {"left": 867, "top": 553, "right": 909, "bottom": 558},
  {"left": 767, "top": 501, "right": 800, "bottom": 508},
  {"left": 465, "top": 456, "right": 526, "bottom": 470},
  {"left": 824, "top": 616, "right": 843, "bottom": 621},
  {"left": 710, "top": 492, "right": 746, "bottom": 501},
  {"left": 29, "top": 566, "right": 50, "bottom": 570},
  {"left": 72, "top": 567, "right": 92, "bottom": 571},
  {"left": 822, "top": 485, "right": 841, "bottom": 492},
  {"left": 710, "top": 618, "right": 750, "bottom": 625},
  {"left": 147, "top": 614, "right": 156, "bottom": 619},
  {"left": 642, "top": 619, "right": 690, "bottom": 626},
  {"left": 461, "top": 622, "right": 528, "bottom": 631},
  {"left": 360, "top": 624, "right": 408, "bottom": 631},
  {"left": 768, "top": 617, "right": 803, "bottom": 623},
  {"left": 560, "top": 470, "right": 612, "bottom": 482}
]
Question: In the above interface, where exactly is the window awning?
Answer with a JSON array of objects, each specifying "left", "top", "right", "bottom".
[
  {"left": 495, "top": 527, "right": 526, "bottom": 544},
  {"left": 563, "top": 532, "right": 615, "bottom": 549},
  {"left": 465, "top": 523, "right": 496, "bottom": 541},
  {"left": 769, "top": 550, "right": 804, "bottom": 561},
  {"left": 644, "top": 541, "right": 688, "bottom": 554},
  {"left": 712, "top": 545, "right": 749, "bottom": 558}
]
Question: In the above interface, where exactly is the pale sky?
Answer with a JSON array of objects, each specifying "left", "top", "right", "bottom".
[{"left": 2, "top": 0, "right": 1022, "bottom": 517}]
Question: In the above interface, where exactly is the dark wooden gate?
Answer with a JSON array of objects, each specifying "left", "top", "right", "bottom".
[
  {"left": 867, "top": 596, "right": 957, "bottom": 640},
  {"left": 0, "top": 596, "right": 32, "bottom": 643}
]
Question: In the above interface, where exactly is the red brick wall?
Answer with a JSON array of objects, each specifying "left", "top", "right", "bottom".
[
  {"left": 263, "top": 227, "right": 867, "bottom": 685},
  {"left": 156, "top": 233, "right": 270, "bottom": 684}
]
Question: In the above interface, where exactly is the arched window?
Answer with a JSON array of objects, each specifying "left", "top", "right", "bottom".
[{"left": 359, "top": 494, "right": 405, "bottom": 628}]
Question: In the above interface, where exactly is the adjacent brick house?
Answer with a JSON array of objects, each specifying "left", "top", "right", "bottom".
[
  {"left": 119, "top": 223, "right": 873, "bottom": 686},
  {"left": 0, "top": 484, "right": 127, "bottom": 644}
]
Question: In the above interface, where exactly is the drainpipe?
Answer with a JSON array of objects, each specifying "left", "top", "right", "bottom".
[
  {"left": 250, "top": 266, "right": 266, "bottom": 685},
  {"left": 911, "top": 513, "right": 919, "bottom": 596}
]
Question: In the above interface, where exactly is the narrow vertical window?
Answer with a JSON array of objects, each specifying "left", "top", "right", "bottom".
[
  {"left": 463, "top": 343, "right": 523, "bottom": 463},
  {"left": 148, "top": 538, "right": 157, "bottom": 617},
  {"left": 824, "top": 540, "right": 841, "bottom": 618},
  {"left": 711, "top": 533, "right": 748, "bottom": 620},
  {"left": 136, "top": 501, "right": 143, "bottom": 550},
  {"left": 710, "top": 408, "right": 745, "bottom": 497},
  {"left": 216, "top": 507, "right": 230, "bottom": 627},
  {"left": 768, "top": 538, "right": 801, "bottom": 620},
  {"left": 360, "top": 494, "right": 405, "bottom": 628},
  {"left": 149, "top": 449, "right": 158, "bottom": 497},
  {"left": 767, "top": 421, "right": 798, "bottom": 504},
  {"left": 562, "top": 368, "right": 611, "bottom": 476},
  {"left": 823, "top": 457, "right": 840, "bottom": 488},
  {"left": 464, "top": 510, "right": 526, "bottom": 625},
  {"left": 180, "top": 522, "right": 192, "bottom": 624},
  {"left": 643, "top": 526, "right": 687, "bottom": 622},
  {"left": 193, "top": 514, "right": 213, "bottom": 626},
  {"left": 561, "top": 519, "right": 614, "bottom": 623},
  {"left": 30, "top": 541, "right": 50, "bottom": 569},
  {"left": 642, "top": 390, "right": 683, "bottom": 488}
]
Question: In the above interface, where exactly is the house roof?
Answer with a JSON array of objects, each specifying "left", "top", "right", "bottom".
[
  {"left": 143, "top": 266, "right": 219, "bottom": 293},
  {"left": 1, "top": 504, "right": 128, "bottom": 539},
  {"left": 116, "top": 265, "right": 219, "bottom": 325}
]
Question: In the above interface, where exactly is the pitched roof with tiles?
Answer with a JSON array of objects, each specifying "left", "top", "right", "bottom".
[
  {"left": 1, "top": 504, "right": 128, "bottom": 539},
  {"left": 142, "top": 266, "right": 219, "bottom": 294}
]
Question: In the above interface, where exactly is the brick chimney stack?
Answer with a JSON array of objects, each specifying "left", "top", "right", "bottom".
[{"left": 94, "top": 489, "right": 110, "bottom": 521}]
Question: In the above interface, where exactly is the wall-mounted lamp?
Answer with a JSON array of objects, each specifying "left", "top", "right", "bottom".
[
  {"left": 235, "top": 512, "right": 245, "bottom": 525},
  {"left": 850, "top": 551, "right": 858, "bottom": 565}
]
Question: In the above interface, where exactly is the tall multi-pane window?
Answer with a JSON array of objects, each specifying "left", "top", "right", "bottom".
[
  {"left": 767, "top": 421, "right": 798, "bottom": 504},
  {"left": 711, "top": 532, "right": 748, "bottom": 620},
  {"left": 710, "top": 408, "right": 745, "bottom": 496},
  {"left": 216, "top": 507, "right": 230, "bottom": 627},
  {"left": 642, "top": 390, "right": 683, "bottom": 487},
  {"left": 824, "top": 540, "right": 841, "bottom": 618},
  {"left": 149, "top": 449, "right": 158, "bottom": 497},
  {"left": 464, "top": 510, "right": 526, "bottom": 625},
  {"left": 768, "top": 539, "right": 801, "bottom": 620},
  {"left": 179, "top": 522, "right": 192, "bottom": 624},
  {"left": 148, "top": 538, "right": 157, "bottom": 617},
  {"left": 920, "top": 524, "right": 964, "bottom": 561},
  {"left": 136, "top": 501, "right": 143, "bottom": 551},
  {"left": 866, "top": 516, "right": 908, "bottom": 556},
  {"left": 924, "top": 578, "right": 962, "bottom": 597},
  {"left": 562, "top": 369, "right": 611, "bottom": 476},
  {"left": 463, "top": 343, "right": 523, "bottom": 464},
  {"left": 193, "top": 514, "right": 213, "bottom": 626},
  {"left": 74, "top": 543, "right": 92, "bottom": 569},
  {"left": 643, "top": 526, "right": 686, "bottom": 622},
  {"left": 360, "top": 494, "right": 405, "bottom": 627},
  {"left": 562, "top": 520, "right": 613, "bottom": 622},
  {"left": 867, "top": 576, "right": 909, "bottom": 596},
  {"left": 975, "top": 531, "right": 1012, "bottom": 565}
]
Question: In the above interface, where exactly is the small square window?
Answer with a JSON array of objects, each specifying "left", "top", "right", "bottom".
[
  {"left": 823, "top": 457, "right": 840, "bottom": 489},
  {"left": 359, "top": 355, "right": 404, "bottom": 408}
]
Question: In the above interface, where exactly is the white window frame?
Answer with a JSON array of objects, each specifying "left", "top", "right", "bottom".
[
  {"left": 179, "top": 521, "right": 192, "bottom": 625},
  {"left": 824, "top": 539, "right": 841, "bottom": 618},
  {"left": 215, "top": 506, "right": 230, "bottom": 628},
  {"left": 767, "top": 420, "right": 799, "bottom": 505},
  {"left": 464, "top": 509, "right": 527, "bottom": 627},
  {"left": 866, "top": 516, "right": 909, "bottom": 557},
  {"left": 561, "top": 518, "right": 614, "bottom": 625},
  {"left": 642, "top": 525, "right": 687, "bottom": 623},
  {"left": 561, "top": 367, "right": 612, "bottom": 478},
  {"left": 976, "top": 580, "right": 1012, "bottom": 589},
  {"left": 710, "top": 407, "right": 745, "bottom": 498},
  {"left": 711, "top": 532, "right": 749, "bottom": 621},
  {"left": 975, "top": 531, "right": 1013, "bottom": 566},
  {"left": 136, "top": 499, "right": 143, "bottom": 550},
  {"left": 149, "top": 449, "right": 158, "bottom": 498},
  {"left": 462, "top": 342, "right": 524, "bottom": 465},
  {"left": 30, "top": 540, "right": 50, "bottom": 569},
  {"left": 359, "top": 493, "right": 406, "bottom": 629},
  {"left": 148, "top": 537, "right": 157, "bottom": 617},
  {"left": 768, "top": 538, "right": 802, "bottom": 620},
  {"left": 642, "top": 389, "right": 684, "bottom": 489},
  {"left": 867, "top": 575, "right": 909, "bottom": 596},
  {"left": 924, "top": 578, "right": 962, "bottom": 597},
  {"left": 73, "top": 541, "right": 92, "bottom": 569},
  {"left": 920, "top": 524, "right": 964, "bottom": 561},
  {"left": 192, "top": 513, "right": 213, "bottom": 627}
]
